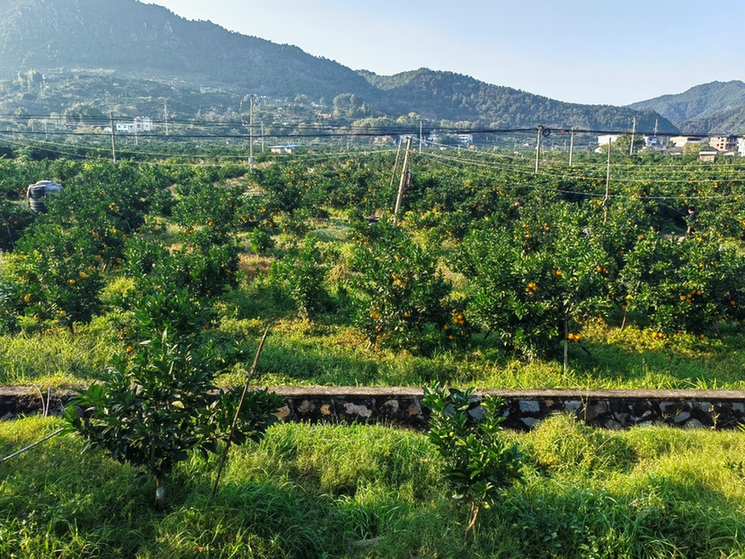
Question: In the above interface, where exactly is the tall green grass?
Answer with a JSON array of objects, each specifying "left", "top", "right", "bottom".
[
  {"left": 0, "top": 317, "right": 119, "bottom": 387},
  {"left": 6, "top": 315, "right": 745, "bottom": 391},
  {"left": 2, "top": 416, "right": 745, "bottom": 557}
]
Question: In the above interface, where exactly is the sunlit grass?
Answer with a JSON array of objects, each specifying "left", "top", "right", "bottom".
[
  {"left": 2, "top": 417, "right": 745, "bottom": 557},
  {"left": 5, "top": 280, "right": 745, "bottom": 391},
  {"left": 0, "top": 321, "right": 118, "bottom": 388}
]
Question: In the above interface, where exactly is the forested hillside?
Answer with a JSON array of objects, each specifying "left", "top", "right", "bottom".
[
  {"left": 629, "top": 81, "right": 745, "bottom": 131},
  {"left": 0, "top": 0, "right": 374, "bottom": 100},
  {"left": 362, "top": 69, "right": 676, "bottom": 131},
  {"left": 0, "top": 0, "right": 676, "bottom": 131}
]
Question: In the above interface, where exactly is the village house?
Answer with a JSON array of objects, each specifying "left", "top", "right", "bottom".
[
  {"left": 115, "top": 117, "right": 154, "bottom": 134},
  {"left": 269, "top": 144, "right": 300, "bottom": 154},
  {"left": 709, "top": 134, "right": 738, "bottom": 152}
]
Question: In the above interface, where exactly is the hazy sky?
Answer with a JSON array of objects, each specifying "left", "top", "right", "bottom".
[{"left": 148, "top": 1, "right": 741, "bottom": 106}]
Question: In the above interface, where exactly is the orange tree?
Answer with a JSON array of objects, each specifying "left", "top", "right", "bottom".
[
  {"left": 13, "top": 222, "right": 104, "bottom": 330},
  {"left": 0, "top": 197, "right": 34, "bottom": 252},
  {"left": 42, "top": 161, "right": 167, "bottom": 261},
  {"left": 120, "top": 232, "right": 239, "bottom": 306},
  {"left": 350, "top": 223, "right": 453, "bottom": 352},
  {"left": 173, "top": 179, "right": 266, "bottom": 242},
  {"left": 66, "top": 283, "right": 283, "bottom": 510},
  {"left": 621, "top": 231, "right": 745, "bottom": 337},
  {"left": 589, "top": 197, "right": 652, "bottom": 326},
  {"left": 457, "top": 201, "right": 611, "bottom": 360},
  {"left": 268, "top": 235, "right": 330, "bottom": 321}
]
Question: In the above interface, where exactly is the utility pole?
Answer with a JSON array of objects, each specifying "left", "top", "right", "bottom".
[
  {"left": 390, "top": 137, "right": 403, "bottom": 189},
  {"left": 535, "top": 125, "right": 543, "bottom": 174},
  {"left": 261, "top": 122, "right": 265, "bottom": 153},
  {"left": 164, "top": 100, "right": 169, "bottom": 136},
  {"left": 249, "top": 94, "right": 254, "bottom": 171},
  {"left": 569, "top": 126, "right": 575, "bottom": 167},
  {"left": 109, "top": 112, "right": 117, "bottom": 164},
  {"left": 393, "top": 136, "right": 413, "bottom": 227},
  {"left": 419, "top": 121, "right": 423, "bottom": 155},
  {"left": 604, "top": 137, "right": 612, "bottom": 223},
  {"left": 629, "top": 117, "right": 636, "bottom": 156}
]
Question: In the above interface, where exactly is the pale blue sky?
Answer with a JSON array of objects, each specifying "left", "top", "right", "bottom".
[{"left": 149, "top": 1, "right": 741, "bottom": 106}]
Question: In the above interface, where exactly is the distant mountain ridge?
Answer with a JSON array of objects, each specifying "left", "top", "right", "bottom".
[
  {"left": 0, "top": 0, "right": 374, "bottom": 100},
  {"left": 359, "top": 69, "right": 672, "bottom": 132},
  {"left": 629, "top": 81, "right": 745, "bottom": 133},
  {"left": 0, "top": 0, "right": 678, "bottom": 132}
]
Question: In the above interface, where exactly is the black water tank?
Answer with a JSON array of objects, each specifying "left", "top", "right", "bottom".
[{"left": 26, "top": 180, "right": 63, "bottom": 213}]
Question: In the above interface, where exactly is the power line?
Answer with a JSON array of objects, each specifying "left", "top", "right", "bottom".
[
  {"left": 0, "top": 114, "right": 736, "bottom": 140},
  {"left": 420, "top": 150, "right": 745, "bottom": 200}
]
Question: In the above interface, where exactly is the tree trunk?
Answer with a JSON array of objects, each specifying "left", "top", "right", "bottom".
[
  {"left": 155, "top": 475, "right": 165, "bottom": 511},
  {"left": 466, "top": 502, "right": 480, "bottom": 551},
  {"left": 563, "top": 316, "right": 569, "bottom": 374}
]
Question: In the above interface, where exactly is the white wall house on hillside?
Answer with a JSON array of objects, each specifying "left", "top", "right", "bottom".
[
  {"left": 595, "top": 134, "right": 620, "bottom": 152},
  {"left": 670, "top": 136, "right": 704, "bottom": 148},
  {"left": 698, "top": 149, "right": 718, "bottom": 162},
  {"left": 597, "top": 134, "right": 620, "bottom": 145},
  {"left": 644, "top": 135, "right": 667, "bottom": 149},
  {"left": 458, "top": 134, "right": 473, "bottom": 147},
  {"left": 270, "top": 144, "right": 299, "bottom": 154},
  {"left": 116, "top": 117, "right": 154, "bottom": 134}
]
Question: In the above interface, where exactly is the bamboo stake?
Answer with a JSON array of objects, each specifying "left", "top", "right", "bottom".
[
  {"left": 210, "top": 324, "right": 272, "bottom": 498},
  {"left": 2, "top": 428, "right": 64, "bottom": 462}
]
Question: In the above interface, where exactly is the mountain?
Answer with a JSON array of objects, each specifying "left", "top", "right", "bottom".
[
  {"left": 0, "top": 0, "right": 677, "bottom": 133},
  {"left": 628, "top": 81, "right": 745, "bottom": 129},
  {"left": 676, "top": 104, "right": 745, "bottom": 135},
  {"left": 360, "top": 69, "right": 675, "bottom": 132},
  {"left": 0, "top": 0, "right": 374, "bottom": 100}
]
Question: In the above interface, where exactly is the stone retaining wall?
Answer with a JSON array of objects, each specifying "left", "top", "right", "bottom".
[{"left": 3, "top": 386, "right": 745, "bottom": 430}]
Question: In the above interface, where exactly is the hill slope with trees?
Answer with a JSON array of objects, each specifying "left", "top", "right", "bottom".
[
  {"left": 0, "top": 0, "right": 678, "bottom": 131},
  {"left": 629, "top": 81, "right": 745, "bottom": 132}
]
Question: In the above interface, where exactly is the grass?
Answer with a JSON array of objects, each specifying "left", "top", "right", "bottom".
[
  {"left": 0, "top": 317, "right": 119, "bottom": 388},
  {"left": 4, "top": 312, "right": 745, "bottom": 392},
  {"left": 2, "top": 416, "right": 745, "bottom": 557}
]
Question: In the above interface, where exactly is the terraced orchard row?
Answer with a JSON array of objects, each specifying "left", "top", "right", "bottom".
[{"left": 2, "top": 150, "right": 745, "bottom": 378}]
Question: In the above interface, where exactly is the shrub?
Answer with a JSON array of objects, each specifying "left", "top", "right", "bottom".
[
  {"left": 458, "top": 204, "right": 611, "bottom": 360},
  {"left": 269, "top": 235, "right": 330, "bottom": 320},
  {"left": 65, "top": 287, "right": 284, "bottom": 509},
  {"left": 422, "top": 385, "right": 523, "bottom": 547},
  {"left": 351, "top": 225, "right": 453, "bottom": 351}
]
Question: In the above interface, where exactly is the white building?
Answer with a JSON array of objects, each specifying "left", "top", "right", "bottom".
[
  {"left": 458, "top": 134, "right": 473, "bottom": 147},
  {"left": 644, "top": 136, "right": 667, "bottom": 149},
  {"left": 269, "top": 144, "right": 300, "bottom": 154},
  {"left": 597, "top": 134, "right": 621, "bottom": 146},
  {"left": 116, "top": 117, "right": 154, "bottom": 134},
  {"left": 670, "top": 136, "right": 705, "bottom": 148},
  {"left": 738, "top": 137, "right": 745, "bottom": 157}
]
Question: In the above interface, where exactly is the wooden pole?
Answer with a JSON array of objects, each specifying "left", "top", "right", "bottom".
[
  {"left": 604, "top": 137, "right": 612, "bottom": 223},
  {"left": 249, "top": 94, "right": 255, "bottom": 171},
  {"left": 535, "top": 126, "right": 543, "bottom": 174},
  {"left": 390, "top": 138, "right": 403, "bottom": 189},
  {"left": 569, "top": 127, "right": 575, "bottom": 167},
  {"left": 109, "top": 112, "right": 116, "bottom": 164},
  {"left": 393, "top": 136, "right": 413, "bottom": 227},
  {"left": 210, "top": 325, "right": 272, "bottom": 499}
]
